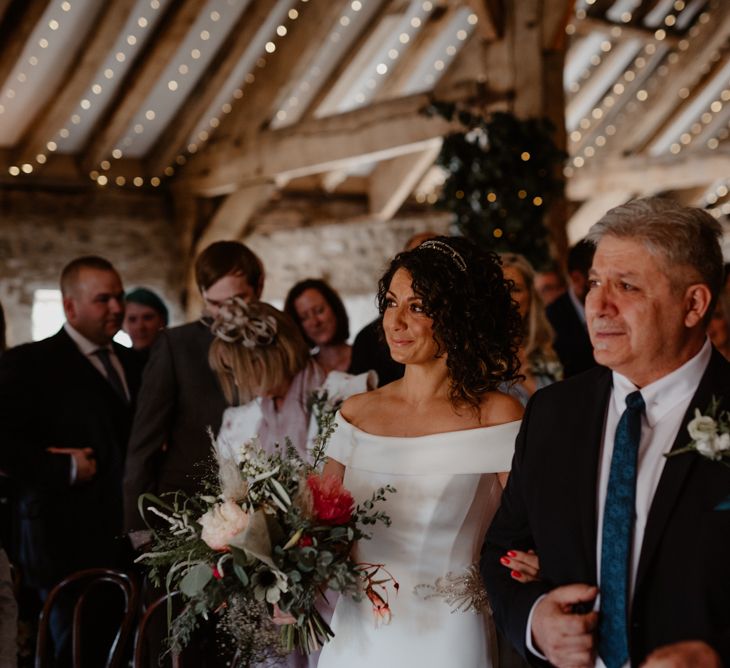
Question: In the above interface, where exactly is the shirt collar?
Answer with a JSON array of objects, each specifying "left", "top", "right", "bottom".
[
  {"left": 63, "top": 322, "right": 111, "bottom": 356},
  {"left": 611, "top": 337, "right": 712, "bottom": 428}
]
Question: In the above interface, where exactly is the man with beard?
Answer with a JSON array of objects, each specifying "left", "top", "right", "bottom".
[{"left": 0, "top": 256, "right": 142, "bottom": 663}]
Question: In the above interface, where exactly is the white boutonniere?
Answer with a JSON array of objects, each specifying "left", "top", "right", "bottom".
[
  {"left": 666, "top": 397, "right": 730, "bottom": 464},
  {"left": 665, "top": 397, "right": 730, "bottom": 510}
]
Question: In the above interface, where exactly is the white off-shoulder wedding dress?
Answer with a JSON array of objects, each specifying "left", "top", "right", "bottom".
[{"left": 318, "top": 414, "right": 520, "bottom": 668}]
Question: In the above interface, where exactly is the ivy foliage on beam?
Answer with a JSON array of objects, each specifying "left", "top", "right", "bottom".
[{"left": 424, "top": 102, "right": 565, "bottom": 269}]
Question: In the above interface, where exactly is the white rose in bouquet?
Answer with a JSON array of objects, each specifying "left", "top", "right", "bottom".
[{"left": 200, "top": 499, "right": 250, "bottom": 551}]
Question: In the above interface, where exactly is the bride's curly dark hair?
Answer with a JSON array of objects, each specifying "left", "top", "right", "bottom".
[{"left": 376, "top": 235, "right": 522, "bottom": 412}]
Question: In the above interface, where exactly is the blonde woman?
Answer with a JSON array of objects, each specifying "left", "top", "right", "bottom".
[
  {"left": 499, "top": 253, "right": 563, "bottom": 405},
  {"left": 209, "top": 298, "right": 374, "bottom": 464}
]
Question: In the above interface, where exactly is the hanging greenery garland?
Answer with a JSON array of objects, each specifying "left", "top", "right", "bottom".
[{"left": 423, "top": 102, "right": 566, "bottom": 269}]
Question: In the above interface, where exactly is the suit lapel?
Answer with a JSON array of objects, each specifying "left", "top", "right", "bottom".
[
  {"left": 576, "top": 368, "right": 613, "bottom": 582},
  {"left": 55, "top": 329, "right": 129, "bottom": 407},
  {"left": 635, "top": 349, "right": 728, "bottom": 588}
]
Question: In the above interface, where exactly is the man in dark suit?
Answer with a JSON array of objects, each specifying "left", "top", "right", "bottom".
[
  {"left": 546, "top": 240, "right": 597, "bottom": 377},
  {"left": 0, "top": 256, "right": 142, "bottom": 660},
  {"left": 122, "top": 241, "right": 263, "bottom": 543},
  {"left": 482, "top": 199, "right": 729, "bottom": 667}
]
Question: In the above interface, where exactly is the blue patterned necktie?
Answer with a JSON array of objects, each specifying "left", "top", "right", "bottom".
[
  {"left": 94, "top": 348, "right": 128, "bottom": 403},
  {"left": 598, "top": 390, "right": 645, "bottom": 668}
]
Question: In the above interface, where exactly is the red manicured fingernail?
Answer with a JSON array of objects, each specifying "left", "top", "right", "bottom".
[
  {"left": 507, "top": 551, "right": 517, "bottom": 557},
  {"left": 500, "top": 556, "right": 510, "bottom": 565},
  {"left": 511, "top": 570, "right": 522, "bottom": 579}
]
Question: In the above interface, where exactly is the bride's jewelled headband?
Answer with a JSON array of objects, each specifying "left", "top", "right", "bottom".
[
  {"left": 209, "top": 297, "right": 277, "bottom": 348},
  {"left": 417, "top": 240, "right": 467, "bottom": 273}
]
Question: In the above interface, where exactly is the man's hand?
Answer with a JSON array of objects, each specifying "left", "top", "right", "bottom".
[
  {"left": 47, "top": 447, "right": 96, "bottom": 483},
  {"left": 531, "top": 583, "right": 598, "bottom": 668},
  {"left": 641, "top": 641, "right": 722, "bottom": 667}
]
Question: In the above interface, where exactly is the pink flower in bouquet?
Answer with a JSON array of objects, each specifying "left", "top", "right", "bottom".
[
  {"left": 306, "top": 474, "right": 354, "bottom": 525},
  {"left": 199, "top": 500, "right": 249, "bottom": 551}
]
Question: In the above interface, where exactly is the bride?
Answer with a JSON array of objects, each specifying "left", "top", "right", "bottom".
[{"left": 318, "top": 237, "right": 525, "bottom": 667}]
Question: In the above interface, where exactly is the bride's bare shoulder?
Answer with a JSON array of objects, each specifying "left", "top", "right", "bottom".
[
  {"left": 479, "top": 390, "right": 523, "bottom": 426},
  {"left": 340, "top": 382, "right": 398, "bottom": 423}
]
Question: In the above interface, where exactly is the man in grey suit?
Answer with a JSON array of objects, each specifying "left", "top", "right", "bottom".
[{"left": 122, "top": 241, "right": 264, "bottom": 542}]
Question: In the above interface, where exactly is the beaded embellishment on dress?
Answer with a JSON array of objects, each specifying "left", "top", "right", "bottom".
[{"left": 413, "top": 563, "right": 490, "bottom": 614}]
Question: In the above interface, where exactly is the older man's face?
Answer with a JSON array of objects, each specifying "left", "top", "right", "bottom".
[{"left": 586, "top": 236, "right": 695, "bottom": 387}]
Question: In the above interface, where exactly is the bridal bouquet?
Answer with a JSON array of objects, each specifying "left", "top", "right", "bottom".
[{"left": 137, "top": 408, "right": 396, "bottom": 662}]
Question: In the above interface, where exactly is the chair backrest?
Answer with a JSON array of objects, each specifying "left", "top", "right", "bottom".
[
  {"left": 132, "top": 590, "right": 179, "bottom": 668},
  {"left": 35, "top": 568, "right": 139, "bottom": 668}
]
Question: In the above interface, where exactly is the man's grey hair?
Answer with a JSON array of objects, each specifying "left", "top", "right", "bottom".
[{"left": 586, "top": 197, "right": 724, "bottom": 304}]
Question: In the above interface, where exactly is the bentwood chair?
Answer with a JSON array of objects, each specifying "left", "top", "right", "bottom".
[{"left": 35, "top": 568, "right": 139, "bottom": 668}]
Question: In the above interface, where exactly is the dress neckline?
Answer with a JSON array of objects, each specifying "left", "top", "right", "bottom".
[{"left": 337, "top": 412, "right": 521, "bottom": 440}]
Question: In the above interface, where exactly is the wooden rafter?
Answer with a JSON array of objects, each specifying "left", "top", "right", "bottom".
[
  {"left": 374, "top": 5, "right": 457, "bottom": 102},
  {"left": 368, "top": 139, "right": 442, "bottom": 220},
  {"left": 212, "top": 0, "right": 350, "bottom": 146},
  {"left": 566, "top": 190, "right": 634, "bottom": 242},
  {"left": 180, "top": 81, "right": 488, "bottom": 196},
  {"left": 80, "top": 0, "right": 203, "bottom": 173},
  {"left": 614, "top": 8, "right": 730, "bottom": 154},
  {"left": 457, "top": 0, "right": 501, "bottom": 41},
  {"left": 298, "top": 0, "right": 394, "bottom": 122},
  {"left": 573, "top": 16, "right": 680, "bottom": 46},
  {"left": 0, "top": 150, "right": 144, "bottom": 188},
  {"left": 567, "top": 149, "right": 730, "bottom": 200},
  {"left": 144, "top": 0, "right": 272, "bottom": 177},
  {"left": 12, "top": 1, "right": 137, "bottom": 168},
  {"left": 0, "top": 0, "right": 52, "bottom": 94}
]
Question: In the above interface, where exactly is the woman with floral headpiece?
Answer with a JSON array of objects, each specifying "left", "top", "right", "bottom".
[
  {"left": 317, "top": 236, "right": 526, "bottom": 668},
  {"left": 208, "top": 299, "right": 375, "bottom": 668}
]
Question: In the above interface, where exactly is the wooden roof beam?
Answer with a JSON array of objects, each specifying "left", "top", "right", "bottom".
[
  {"left": 12, "top": 1, "right": 137, "bottom": 168},
  {"left": 573, "top": 15, "right": 680, "bottom": 46},
  {"left": 80, "top": 0, "right": 204, "bottom": 173},
  {"left": 375, "top": 5, "right": 457, "bottom": 101},
  {"left": 144, "top": 0, "right": 272, "bottom": 178},
  {"left": 212, "top": 0, "right": 350, "bottom": 146},
  {"left": 368, "top": 139, "right": 442, "bottom": 220},
  {"left": 298, "top": 0, "right": 394, "bottom": 122},
  {"left": 0, "top": 0, "right": 52, "bottom": 92},
  {"left": 567, "top": 149, "right": 730, "bottom": 200},
  {"left": 615, "top": 8, "right": 730, "bottom": 154},
  {"left": 179, "top": 80, "right": 491, "bottom": 197}
]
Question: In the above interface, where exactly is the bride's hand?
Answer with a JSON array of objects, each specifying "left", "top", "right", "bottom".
[
  {"left": 271, "top": 603, "right": 296, "bottom": 626},
  {"left": 500, "top": 549, "right": 540, "bottom": 583}
]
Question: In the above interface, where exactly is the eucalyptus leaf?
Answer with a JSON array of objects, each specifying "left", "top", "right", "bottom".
[{"left": 179, "top": 562, "right": 213, "bottom": 598}]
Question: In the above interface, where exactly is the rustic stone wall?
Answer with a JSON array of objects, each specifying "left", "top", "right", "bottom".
[
  {"left": 0, "top": 184, "right": 452, "bottom": 346},
  {"left": 0, "top": 187, "right": 183, "bottom": 346}
]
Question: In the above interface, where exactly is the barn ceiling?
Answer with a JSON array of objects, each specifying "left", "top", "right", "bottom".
[{"left": 0, "top": 0, "right": 728, "bottom": 242}]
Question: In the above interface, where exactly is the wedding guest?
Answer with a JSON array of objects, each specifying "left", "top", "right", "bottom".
[
  {"left": 500, "top": 253, "right": 562, "bottom": 405},
  {"left": 482, "top": 198, "right": 729, "bottom": 667},
  {"left": 123, "top": 241, "right": 264, "bottom": 543},
  {"left": 209, "top": 299, "right": 374, "bottom": 668},
  {"left": 318, "top": 236, "right": 524, "bottom": 667},
  {"left": 284, "top": 279, "right": 351, "bottom": 374},
  {"left": 545, "top": 239, "right": 597, "bottom": 377},
  {"left": 123, "top": 287, "right": 168, "bottom": 361},
  {"left": 349, "top": 231, "right": 438, "bottom": 386},
  {"left": 211, "top": 298, "right": 374, "bottom": 469},
  {"left": 533, "top": 262, "right": 566, "bottom": 306},
  {"left": 0, "top": 299, "right": 17, "bottom": 668},
  {"left": 0, "top": 256, "right": 142, "bottom": 664},
  {"left": 707, "top": 288, "right": 730, "bottom": 360}
]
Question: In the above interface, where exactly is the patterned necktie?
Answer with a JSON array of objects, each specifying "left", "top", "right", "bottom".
[
  {"left": 598, "top": 390, "right": 645, "bottom": 668},
  {"left": 94, "top": 348, "right": 128, "bottom": 403}
]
